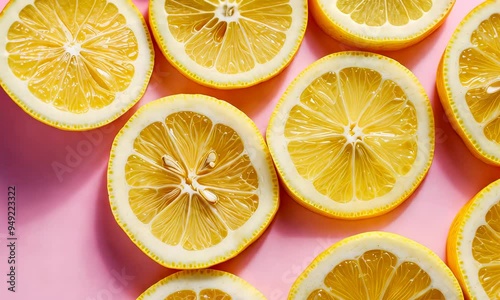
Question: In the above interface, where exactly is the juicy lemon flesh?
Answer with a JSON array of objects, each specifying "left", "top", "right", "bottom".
[
  {"left": 336, "top": 0, "right": 432, "bottom": 26},
  {"left": 472, "top": 201, "right": 500, "bottom": 298},
  {"left": 459, "top": 13, "right": 500, "bottom": 144},
  {"left": 125, "top": 111, "right": 259, "bottom": 251},
  {"left": 284, "top": 68, "right": 418, "bottom": 203},
  {"left": 166, "top": 289, "right": 231, "bottom": 299},
  {"left": 165, "top": 0, "right": 292, "bottom": 74},
  {"left": 6, "top": 0, "right": 138, "bottom": 113},
  {"left": 307, "top": 250, "right": 445, "bottom": 300}
]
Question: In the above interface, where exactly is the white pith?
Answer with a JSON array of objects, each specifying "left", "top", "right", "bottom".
[
  {"left": 214, "top": 1, "right": 240, "bottom": 23},
  {"left": 0, "top": 0, "right": 153, "bottom": 129},
  {"left": 140, "top": 270, "right": 266, "bottom": 299},
  {"left": 443, "top": 0, "right": 500, "bottom": 161},
  {"left": 149, "top": 0, "right": 307, "bottom": 86},
  {"left": 108, "top": 95, "right": 278, "bottom": 268},
  {"left": 456, "top": 179, "right": 500, "bottom": 300},
  {"left": 64, "top": 43, "right": 82, "bottom": 56},
  {"left": 267, "top": 53, "right": 433, "bottom": 216},
  {"left": 290, "top": 232, "right": 462, "bottom": 299},
  {"left": 319, "top": 0, "right": 454, "bottom": 39}
]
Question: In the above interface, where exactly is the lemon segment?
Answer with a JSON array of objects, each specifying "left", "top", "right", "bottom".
[
  {"left": 289, "top": 232, "right": 463, "bottom": 300},
  {"left": 138, "top": 269, "right": 266, "bottom": 300},
  {"left": 267, "top": 52, "right": 434, "bottom": 219},
  {"left": 447, "top": 179, "right": 500, "bottom": 299},
  {"left": 438, "top": 0, "right": 500, "bottom": 165},
  {"left": 149, "top": 0, "right": 307, "bottom": 89},
  {"left": 0, "top": 0, "right": 154, "bottom": 130},
  {"left": 108, "top": 94, "right": 279, "bottom": 269},
  {"left": 310, "top": 0, "right": 455, "bottom": 50}
]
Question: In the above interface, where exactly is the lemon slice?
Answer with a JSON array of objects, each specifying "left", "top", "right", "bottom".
[
  {"left": 447, "top": 179, "right": 500, "bottom": 299},
  {"left": 310, "top": 0, "right": 455, "bottom": 50},
  {"left": 289, "top": 232, "right": 463, "bottom": 299},
  {"left": 0, "top": 0, "right": 154, "bottom": 130},
  {"left": 108, "top": 94, "right": 279, "bottom": 269},
  {"left": 138, "top": 269, "right": 266, "bottom": 299},
  {"left": 437, "top": 1, "right": 500, "bottom": 165},
  {"left": 149, "top": 0, "right": 307, "bottom": 89},
  {"left": 266, "top": 52, "right": 434, "bottom": 219}
]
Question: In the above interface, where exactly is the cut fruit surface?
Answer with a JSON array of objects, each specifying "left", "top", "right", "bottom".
[
  {"left": 289, "top": 232, "right": 463, "bottom": 300},
  {"left": 447, "top": 179, "right": 500, "bottom": 299},
  {"left": 310, "top": 0, "right": 455, "bottom": 50},
  {"left": 149, "top": 0, "right": 307, "bottom": 89},
  {"left": 108, "top": 94, "right": 279, "bottom": 269},
  {"left": 437, "top": 0, "right": 500, "bottom": 165},
  {"left": 0, "top": 0, "right": 154, "bottom": 130},
  {"left": 266, "top": 52, "right": 434, "bottom": 219},
  {"left": 138, "top": 269, "right": 266, "bottom": 299}
]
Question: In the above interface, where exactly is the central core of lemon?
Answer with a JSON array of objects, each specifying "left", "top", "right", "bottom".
[
  {"left": 162, "top": 150, "right": 219, "bottom": 204},
  {"left": 64, "top": 42, "right": 82, "bottom": 56},
  {"left": 345, "top": 123, "right": 364, "bottom": 144}
]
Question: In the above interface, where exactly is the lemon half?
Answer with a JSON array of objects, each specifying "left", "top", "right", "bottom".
[
  {"left": 447, "top": 179, "right": 500, "bottom": 299},
  {"left": 149, "top": 0, "right": 307, "bottom": 89},
  {"left": 289, "top": 232, "right": 463, "bottom": 299},
  {"left": 138, "top": 269, "right": 266, "bottom": 300},
  {"left": 437, "top": 0, "right": 500, "bottom": 165},
  {"left": 0, "top": 0, "right": 154, "bottom": 130},
  {"left": 267, "top": 52, "right": 434, "bottom": 219},
  {"left": 108, "top": 94, "right": 279, "bottom": 269},
  {"left": 310, "top": 0, "right": 455, "bottom": 50}
]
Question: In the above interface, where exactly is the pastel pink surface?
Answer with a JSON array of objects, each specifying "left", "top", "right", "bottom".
[{"left": 0, "top": 0, "right": 498, "bottom": 299}]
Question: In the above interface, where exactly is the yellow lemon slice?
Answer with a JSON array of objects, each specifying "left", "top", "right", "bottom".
[
  {"left": 0, "top": 0, "right": 154, "bottom": 130},
  {"left": 437, "top": 1, "right": 500, "bottom": 165},
  {"left": 289, "top": 232, "right": 463, "bottom": 300},
  {"left": 310, "top": 0, "right": 455, "bottom": 50},
  {"left": 108, "top": 94, "right": 279, "bottom": 269},
  {"left": 447, "top": 179, "right": 500, "bottom": 299},
  {"left": 266, "top": 52, "right": 434, "bottom": 219},
  {"left": 138, "top": 269, "right": 266, "bottom": 299},
  {"left": 149, "top": 0, "right": 307, "bottom": 89}
]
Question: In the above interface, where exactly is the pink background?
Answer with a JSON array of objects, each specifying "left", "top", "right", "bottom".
[{"left": 0, "top": 0, "right": 498, "bottom": 299}]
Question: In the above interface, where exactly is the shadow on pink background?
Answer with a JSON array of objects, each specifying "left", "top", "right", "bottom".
[{"left": 0, "top": 0, "right": 499, "bottom": 299}]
